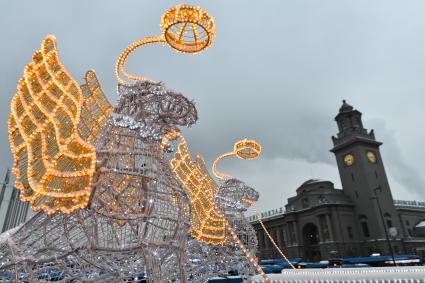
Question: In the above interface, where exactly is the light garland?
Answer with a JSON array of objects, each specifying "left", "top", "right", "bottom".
[
  {"left": 226, "top": 221, "right": 271, "bottom": 283},
  {"left": 8, "top": 36, "right": 110, "bottom": 215},
  {"left": 213, "top": 139, "right": 262, "bottom": 179},
  {"left": 171, "top": 137, "right": 227, "bottom": 244},
  {"left": 115, "top": 4, "right": 215, "bottom": 84},
  {"left": 161, "top": 5, "right": 215, "bottom": 53},
  {"left": 251, "top": 203, "right": 296, "bottom": 270}
]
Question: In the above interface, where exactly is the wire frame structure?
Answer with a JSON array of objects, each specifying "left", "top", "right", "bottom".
[
  {"left": 115, "top": 4, "right": 215, "bottom": 84},
  {"left": 1, "top": 79, "right": 197, "bottom": 282},
  {"left": 171, "top": 137, "right": 227, "bottom": 245},
  {"left": 2, "top": 5, "right": 268, "bottom": 282},
  {"left": 159, "top": 177, "right": 260, "bottom": 283},
  {"left": 161, "top": 5, "right": 215, "bottom": 53},
  {"left": 171, "top": 138, "right": 262, "bottom": 282},
  {"left": 8, "top": 36, "right": 100, "bottom": 215}
]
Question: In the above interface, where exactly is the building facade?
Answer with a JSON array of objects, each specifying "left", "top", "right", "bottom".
[
  {"left": 0, "top": 168, "right": 33, "bottom": 232},
  {"left": 251, "top": 101, "right": 425, "bottom": 261}
]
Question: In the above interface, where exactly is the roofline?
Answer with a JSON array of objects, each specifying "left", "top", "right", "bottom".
[
  {"left": 395, "top": 207, "right": 425, "bottom": 213},
  {"left": 250, "top": 203, "right": 354, "bottom": 224},
  {"left": 331, "top": 136, "right": 382, "bottom": 152}
]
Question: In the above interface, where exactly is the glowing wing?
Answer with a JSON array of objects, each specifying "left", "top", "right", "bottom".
[
  {"left": 171, "top": 137, "right": 227, "bottom": 244},
  {"left": 8, "top": 35, "right": 100, "bottom": 214},
  {"left": 78, "top": 70, "right": 112, "bottom": 144}
]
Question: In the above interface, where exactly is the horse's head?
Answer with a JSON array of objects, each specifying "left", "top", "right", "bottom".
[
  {"left": 215, "top": 178, "right": 259, "bottom": 213},
  {"left": 113, "top": 81, "right": 197, "bottom": 141}
]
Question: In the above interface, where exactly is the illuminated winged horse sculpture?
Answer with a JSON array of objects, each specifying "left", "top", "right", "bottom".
[
  {"left": 1, "top": 5, "right": 216, "bottom": 282},
  {"left": 2, "top": 5, "right": 272, "bottom": 282}
]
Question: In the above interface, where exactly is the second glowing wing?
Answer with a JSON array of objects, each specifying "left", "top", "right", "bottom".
[{"left": 171, "top": 137, "right": 227, "bottom": 244}]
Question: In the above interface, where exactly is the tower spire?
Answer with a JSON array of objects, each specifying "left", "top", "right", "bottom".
[{"left": 331, "top": 100, "right": 376, "bottom": 149}]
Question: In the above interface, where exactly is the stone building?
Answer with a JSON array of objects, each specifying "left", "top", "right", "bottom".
[
  {"left": 0, "top": 168, "right": 33, "bottom": 232},
  {"left": 251, "top": 101, "right": 425, "bottom": 261}
]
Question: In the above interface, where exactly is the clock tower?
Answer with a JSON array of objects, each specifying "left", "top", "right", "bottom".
[{"left": 331, "top": 100, "right": 401, "bottom": 254}]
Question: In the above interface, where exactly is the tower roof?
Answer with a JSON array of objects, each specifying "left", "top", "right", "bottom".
[
  {"left": 331, "top": 100, "right": 380, "bottom": 151},
  {"left": 339, "top": 100, "right": 354, "bottom": 113}
]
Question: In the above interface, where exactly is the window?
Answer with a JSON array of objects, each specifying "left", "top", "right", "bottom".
[
  {"left": 347, "top": 226, "right": 353, "bottom": 239},
  {"left": 359, "top": 215, "right": 370, "bottom": 237},
  {"left": 384, "top": 213, "right": 392, "bottom": 228}
]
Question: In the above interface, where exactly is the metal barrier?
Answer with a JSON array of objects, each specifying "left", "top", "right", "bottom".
[{"left": 250, "top": 266, "right": 425, "bottom": 283}]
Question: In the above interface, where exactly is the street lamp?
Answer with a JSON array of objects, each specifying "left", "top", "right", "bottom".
[{"left": 371, "top": 186, "right": 397, "bottom": 266}]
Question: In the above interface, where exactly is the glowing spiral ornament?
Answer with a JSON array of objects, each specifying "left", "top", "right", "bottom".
[
  {"left": 115, "top": 4, "right": 215, "bottom": 84},
  {"left": 212, "top": 139, "right": 262, "bottom": 180}
]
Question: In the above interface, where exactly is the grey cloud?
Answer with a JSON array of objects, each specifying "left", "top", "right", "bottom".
[
  {"left": 1, "top": 0, "right": 425, "bottom": 209},
  {"left": 367, "top": 119, "right": 425, "bottom": 200}
]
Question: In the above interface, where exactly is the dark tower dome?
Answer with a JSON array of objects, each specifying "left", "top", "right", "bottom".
[
  {"left": 332, "top": 100, "right": 376, "bottom": 146},
  {"left": 339, "top": 99, "right": 354, "bottom": 113}
]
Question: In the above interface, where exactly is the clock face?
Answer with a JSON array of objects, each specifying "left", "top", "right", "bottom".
[
  {"left": 367, "top": 151, "right": 376, "bottom": 163},
  {"left": 344, "top": 154, "right": 354, "bottom": 166}
]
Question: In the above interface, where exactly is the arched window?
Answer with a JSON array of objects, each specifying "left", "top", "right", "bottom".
[
  {"left": 384, "top": 213, "right": 392, "bottom": 228},
  {"left": 359, "top": 215, "right": 370, "bottom": 237}
]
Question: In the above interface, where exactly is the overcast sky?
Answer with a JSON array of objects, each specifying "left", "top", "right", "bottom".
[{"left": 1, "top": 0, "right": 425, "bottom": 212}]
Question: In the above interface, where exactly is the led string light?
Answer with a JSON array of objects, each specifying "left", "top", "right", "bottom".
[
  {"left": 251, "top": 204, "right": 296, "bottom": 270},
  {"left": 7, "top": 36, "right": 107, "bottom": 214},
  {"left": 213, "top": 139, "right": 271, "bottom": 280},
  {"left": 160, "top": 127, "right": 181, "bottom": 150},
  {"left": 226, "top": 220, "right": 271, "bottom": 283},
  {"left": 171, "top": 137, "right": 227, "bottom": 244},
  {"left": 78, "top": 69, "right": 112, "bottom": 145},
  {"left": 115, "top": 4, "right": 215, "bottom": 84},
  {"left": 212, "top": 139, "right": 262, "bottom": 179},
  {"left": 171, "top": 138, "right": 272, "bottom": 278}
]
